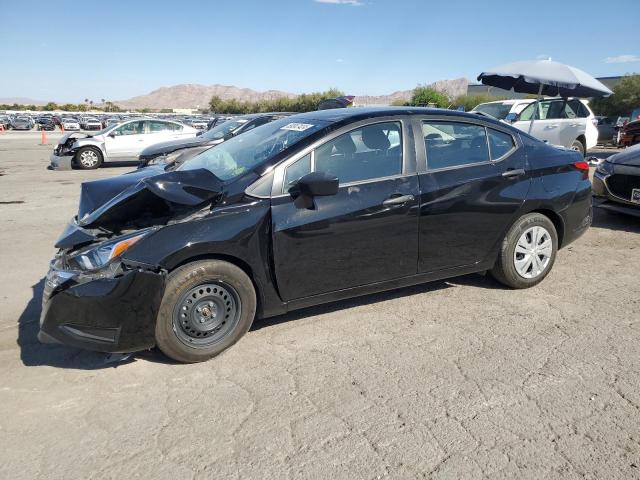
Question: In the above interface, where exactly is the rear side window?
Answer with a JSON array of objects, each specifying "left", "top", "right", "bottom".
[
  {"left": 314, "top": 122, "right": 403, "bottom": 184},
  {"left": 423, "top": 121, "right": 489, "bottom": 169},
  {"left": 487, "top": 129, "right": 515, "bottom": 159}
]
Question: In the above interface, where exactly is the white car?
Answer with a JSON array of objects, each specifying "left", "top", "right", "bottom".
[
  {"left": 50, "top": 119, "right": 198, "bottom": 169},
  {"left": 473, "top": 98, "right": 598, "bottom": 155},
  {"left": 61, "top": 118, "right": 80, "bottom": 131}
]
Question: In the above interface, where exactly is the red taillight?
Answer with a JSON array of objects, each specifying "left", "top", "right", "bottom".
[
  {"left": 574, "top": 160, "right": 590, "bottom": 180},
  {"left": 574, "top": 161, "right": 590, "bottom": 171}
]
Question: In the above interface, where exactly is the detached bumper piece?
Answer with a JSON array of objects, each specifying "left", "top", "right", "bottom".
[
  {"left": 39, "top": 270, "right": 165, "bottom": 353},
  {"left": 50, "top": 153, "right": 73, "bottom": 170}
]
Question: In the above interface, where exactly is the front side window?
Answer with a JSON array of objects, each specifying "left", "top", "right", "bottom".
[
  {"left": 314, "top": 122, "right": 403, "bottom": 184},
  {"left": 115, "top": 121, "right": 145, "bottom": 136},
  {"left": 519, "top": 100, "right": 565, "bottom": 121},
  {"left": 283, "top": 153, "right": 311, "bottom": 191},
  {"left": 423, "top": 121, "right": 489, "bottom": 169}
]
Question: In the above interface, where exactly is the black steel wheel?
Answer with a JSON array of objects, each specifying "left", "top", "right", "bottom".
[{"left": 155, "top": 260, "right": 256, "bottom": 363}]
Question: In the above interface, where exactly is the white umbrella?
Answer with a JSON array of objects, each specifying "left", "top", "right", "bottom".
[{"left": 477, "top": 59, "right": 613, "bottom": 133}]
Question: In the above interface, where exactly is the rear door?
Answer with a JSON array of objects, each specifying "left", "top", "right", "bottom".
[
  {"left": 416, "top": 117, "right": 530, "bottom": 272},
  {"left": 271, "top": 118, "right": 420, "bottom": 301}
]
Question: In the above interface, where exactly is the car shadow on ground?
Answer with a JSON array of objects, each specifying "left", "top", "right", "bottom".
[
  {"left": 251, "top": 280, "right": 456, "bottom": 332},
  {"left": 17, "top": 278, "right": 137, "bottom": 370},
  {"left": 591, "top": 207, "right": 640, "bottom": 233}
]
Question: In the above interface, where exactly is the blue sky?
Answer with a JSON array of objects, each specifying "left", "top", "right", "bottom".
[{"left": 0, "top": 0, "right": 639, "bottom": 102}]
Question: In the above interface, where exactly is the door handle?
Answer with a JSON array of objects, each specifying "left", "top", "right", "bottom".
[
  {"left": 502, "top": 168, "right": 525, "bottom": 178},
  {"left": 383, "top": 194, "right": 414, "bottom": 205},
  {"left": 546, "top": 124, "right": 559, "bottom": 129}
]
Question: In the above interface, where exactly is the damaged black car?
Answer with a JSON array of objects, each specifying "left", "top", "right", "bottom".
[
  {"left": 592, "top": 143, "right": 640, "bottom": 216},
  {"left": 40, "top": 107, "right": 592, "bottom": 363}
]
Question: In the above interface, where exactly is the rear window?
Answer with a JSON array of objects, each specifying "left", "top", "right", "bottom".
[{"left": 472, "top": 103, "right": 513, "bottom": 119}]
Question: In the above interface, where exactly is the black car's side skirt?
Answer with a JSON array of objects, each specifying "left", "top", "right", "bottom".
[{"left": 284, "top": 260, "right": 495, "bottom": 313}]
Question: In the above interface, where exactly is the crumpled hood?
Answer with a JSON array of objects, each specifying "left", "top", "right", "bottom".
[
  {"left": 75, "top": 167, "right": 224, "bottom": 231},
  {"left": 608, "top": 143, "right": 640, "bottom": 166}
]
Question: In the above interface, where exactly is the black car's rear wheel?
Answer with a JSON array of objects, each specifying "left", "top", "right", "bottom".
[
  {"left": 490, "top": 213, "right": 558, "bottom": 289},
  {"left": 155, "top": 260, "right": 256, "bottom": 363}
]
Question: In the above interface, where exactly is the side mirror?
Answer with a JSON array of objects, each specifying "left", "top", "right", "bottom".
[
  {"left": 505, "top": 112, "right": 518, "bottom": 123},
  {"left": 289, "top": 172, "right": 339, "bottom": 209},
  {"left": 108, "top": 131, "right": 117, "bottom": 138}
]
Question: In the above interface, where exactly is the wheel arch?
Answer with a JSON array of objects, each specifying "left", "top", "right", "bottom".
[
  {"left": 165, "top": 253, "right": 265, "bottom": 317},
  {"left": 528, "top": 208, "right": 565, "bottom": 248}
]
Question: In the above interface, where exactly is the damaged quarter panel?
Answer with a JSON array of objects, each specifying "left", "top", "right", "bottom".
[{"left": 122, "top": 197, "right": 285, "bottom": 318}]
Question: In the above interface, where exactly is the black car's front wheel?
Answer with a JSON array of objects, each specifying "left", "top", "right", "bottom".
[
  {"left": 155, "top": 260, "right": 256, "bottom": 363},
  {"left": 491, "top": 213, "right": 558, "bottom": 289}
]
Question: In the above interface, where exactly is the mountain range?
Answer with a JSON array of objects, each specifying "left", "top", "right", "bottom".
[
  {"left": 0, "top": 78, "right": 471, "bottom": 110},
  {"left": 115, "top": 78, "right": 470, "bottom": 109}
]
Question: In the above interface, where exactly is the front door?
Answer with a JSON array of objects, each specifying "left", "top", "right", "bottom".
[
  {"left": 514, "top": 99, "right": 566, "bottom": 146},
  {"left": 104, "top": 120, "right": 147, "bottom": 159},
  {"left": 417, "top": 118, "right": 530, "bottom": 272},
  {"left": 271, "top": 120, "right": 420, "bottom": 301}
]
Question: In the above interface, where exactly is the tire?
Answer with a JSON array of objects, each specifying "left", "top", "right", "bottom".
[
  {"left": 490, "top": 213, "right": 558, "bottom": 289},
  {"left": 74, "top": 146, "right": 103, "bottom": 169},
  {"left": 155, "top": 260, "right": 256, "bottom": 363},
  {"left": 571, "top": 139, "right": 585, "bottom": 156}
]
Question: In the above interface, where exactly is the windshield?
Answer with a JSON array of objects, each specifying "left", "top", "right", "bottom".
[
  {"left": 201, "top": 119, "right": 249, "bottom": 140},
  {"left": 472, "top": 102, "right": 513, "bottom": 119},
  {"left": 179, "top": 117, "right": 330, "bottom": 180}
]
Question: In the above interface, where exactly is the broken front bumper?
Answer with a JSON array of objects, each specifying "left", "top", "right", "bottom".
[
  {"left": 39, "top": 263, "right": 165, "bottom": 353},
  {"left": 50, "top": 153, "right": 74, "bottom": 170}
]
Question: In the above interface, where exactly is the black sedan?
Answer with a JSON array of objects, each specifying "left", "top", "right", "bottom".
[
  {"left": 39, "top": 107, "right": 592, "bottom": 363},
  {"left": 592, "top": 144, "right": 640, "bottom": 216},
  {"left": 36, "top": 117, "right": 56, "bottom": 131},
  {"left": 137, "top": 113, "right": 292, "bottom": 167}
]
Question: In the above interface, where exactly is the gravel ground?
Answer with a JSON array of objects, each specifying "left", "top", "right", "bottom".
[{"left": 1, "top": 132, "right": 639, "bottom": 479}]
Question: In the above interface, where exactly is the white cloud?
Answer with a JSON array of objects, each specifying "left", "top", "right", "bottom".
[
  {"left": 336, "top": 58, "right": 345, "bottom": 63},
  {"left": 314, "top": 0, "right": 364, "bottom": 6},
  {"left": 605, "top": 54, "right": 640, "bottom": 63}
]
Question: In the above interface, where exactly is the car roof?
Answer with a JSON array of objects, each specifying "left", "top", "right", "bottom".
[{"left": 287, "top": 106, "right": 503, "bottom": 125}]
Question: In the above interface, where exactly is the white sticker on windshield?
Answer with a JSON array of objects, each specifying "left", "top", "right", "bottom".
[{"left": 280, "top": 123, "right": 314, "bottom": 132}]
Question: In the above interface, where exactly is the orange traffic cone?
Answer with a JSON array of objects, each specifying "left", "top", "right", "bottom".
[
  {"left": 41, "top": 128, "right": 47, "bottom": 145},
  {"left": 0, "top": 124, "right": 4, "bottom": 134}
]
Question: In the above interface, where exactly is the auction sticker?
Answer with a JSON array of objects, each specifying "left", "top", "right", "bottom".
[{"left": 281, "top": 123, "right": 314, "bottom": 132}]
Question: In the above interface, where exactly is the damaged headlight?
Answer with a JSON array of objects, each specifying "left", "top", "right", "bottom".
[
  {"left": 68, "top": 229, "right": 151, "bottom": 271},
  {"left": 596, "top": 161, "right": 612, "bottom": 176}
]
